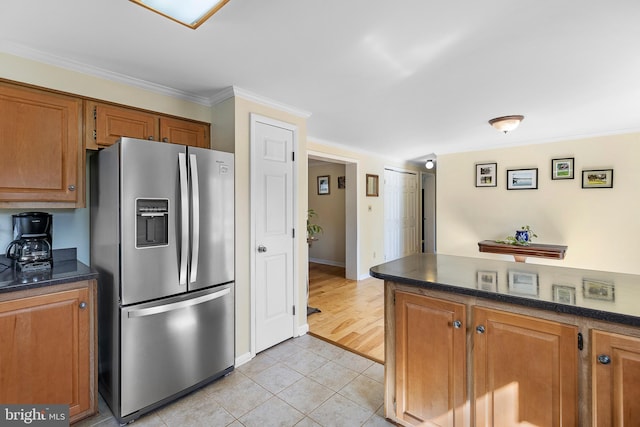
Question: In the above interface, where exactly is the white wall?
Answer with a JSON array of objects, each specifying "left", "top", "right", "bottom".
[{"left": 437, "top": 132, "right": 640, "bottom": 274}]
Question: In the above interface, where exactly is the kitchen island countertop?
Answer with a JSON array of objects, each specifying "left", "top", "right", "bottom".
[
  {"left": 0, "top": 248, "right": 98, "bottom": 294},
  {"left": 371, "top": 253, "right": 640, "bottom": 327}
]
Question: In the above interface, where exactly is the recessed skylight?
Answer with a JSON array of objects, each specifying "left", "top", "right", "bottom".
[{"left": 131, "top": 0, "right": 230, "bottom": 29}]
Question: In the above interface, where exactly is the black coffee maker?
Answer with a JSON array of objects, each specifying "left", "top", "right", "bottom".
[{"left": 6, "top": 212, "right": 53, "bottom": 271}]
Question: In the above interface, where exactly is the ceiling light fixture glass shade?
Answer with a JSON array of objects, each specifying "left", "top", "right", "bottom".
[
  {"left": 425, "top": 160, "right": 435, "bottom": 169},
  {"left": 488, "top": 115, "right": 524, "bottom": 134},
  {"left": 131, "top": 0, "right": 231, "bottom": 29}
]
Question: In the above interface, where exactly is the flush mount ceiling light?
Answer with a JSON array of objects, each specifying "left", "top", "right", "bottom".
[
  {"left": 424, "top": 153, "right": 437, "bottom": 170},
  {"left": 488, "top": 115, "right": 524, "bottom": 134},
  {"left": 131, "top": 0, "right": 231, "bottom": 29}
]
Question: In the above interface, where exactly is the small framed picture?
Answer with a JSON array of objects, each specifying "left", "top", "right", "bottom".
[
  {"left": 366, "top": 174, "right": 379, "bottom": 197},
  {"left": 582, "top": 169, "right": 613, "bottom": 189},
  {"left": 507, "top": 168, "right": 538, "bottom": 190},
  {"left": 338, "top": 176, "right": 346, "bottom": 189},
  {"left": 583, "top": 279, "right": 615, "bottom": 301},
  {"left": 477, "top": 271, "right": 498, "bottom": 291},
  {"left": 551, "top": 157, "right": 574, "bottom": 180},
  {"left": 552, "top": 285, "right": 576, "bottom": 305},
  {"left": 508, "top": 271, "right": 539, "bottom": 297},
  {"left": 476, "top": 162, "right": 497, "bottom": 187},
  {"left": 317, "top": 175, "right": 330, "bottom": 195}
]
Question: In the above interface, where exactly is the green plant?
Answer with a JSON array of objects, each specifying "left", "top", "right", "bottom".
[
  {"left": 497, "top": 225, "right": 538, "bottom": 246},
  {"left": 307, "top": 209, "right": 323, "bottom": 238}
]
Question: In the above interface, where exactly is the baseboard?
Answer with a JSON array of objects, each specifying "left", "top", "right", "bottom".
[
  {"left": 297, "top": 323, "right": 309, "bottom": 336},
  {"left": 309, "top": 258, "right": 346, "bottom": 267},
  {"left": 235, "top": 351, "right": 253, "bottom": 368},
  {"left": 358, "top": 272, "right": 372, "bottom": 280}
]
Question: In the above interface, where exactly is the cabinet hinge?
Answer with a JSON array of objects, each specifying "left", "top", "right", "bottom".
[
  {"left": 93, "top": 106, "right": 97, "bottom": 120},
  {"left": 292, "top": 305, "right": 296, "bottom": 315},
  {"left": 92, "top": 129, "right": 97, "bottom": 140},
  {"left": 578, "top": 332, "right": 584, "bottom": 351}
]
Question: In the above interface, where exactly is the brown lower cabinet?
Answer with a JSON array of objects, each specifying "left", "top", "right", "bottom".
[
  {"left": 388, "top": 286, "right": 580, "bottom": 427},
  {"left": 592, "top": 330, "right": 640, "bottom": 426},
  {"left": 0, "top": 280, "right": 97, "bottom": 424},
  {"left": 394, "top": 291, "right": 467, "bottom": 426},
  {"left": 473, "top": 307, "right": 578, "bottom": 427}
]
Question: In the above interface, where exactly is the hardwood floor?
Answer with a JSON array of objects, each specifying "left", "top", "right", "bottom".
[{"left": 307, "top": 263, "right": 385, "bottom": 363}]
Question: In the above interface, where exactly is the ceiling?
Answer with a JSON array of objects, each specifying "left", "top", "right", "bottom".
[{"left": 2, "top": 0, "right": 640, "bottom": 163}]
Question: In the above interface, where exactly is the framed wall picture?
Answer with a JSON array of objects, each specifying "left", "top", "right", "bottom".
[
  {"left": 338, "top": 176, "right": 346, "bottom": 189},
  {"left": 317, "top": 175, "right": 330, "bottom": 195},
  {"left": 551, "top": 157, "right": 574, "bottom": 180},
  {"left": 507, "top": 168, "right": 538, "bottom": 190},
  {"left": 508, "top": 271, "right": 539, "bottom": 297},
  {"left": 477, "top": 271, "right": 498, "bottom": 291},
  {"left": 582, "top": 169, "right": 613, "bottom": 189},
  {"left": 476, "top": 162, "right": 497, "bottom": 187},
  {"left": 552, "top": 285, "right": 576, "bottom": 305},
  {"left": 583, "top": 279, "right": 615, "bottom": 301},
  {"left": 366, "top": 174, "right": 379, "bottom": 197}
]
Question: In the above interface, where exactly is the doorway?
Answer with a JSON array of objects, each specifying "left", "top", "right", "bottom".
[{"left": 306, "top": 152, "right": 358, "bottom": 279}]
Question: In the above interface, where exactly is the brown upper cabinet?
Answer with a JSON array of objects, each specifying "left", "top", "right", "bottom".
[
  {"left": 0, "top": 81, "right": 83, "bottom": 207},
  {"left": 85, "top": 101, "right": 210, "bottom": 149}
]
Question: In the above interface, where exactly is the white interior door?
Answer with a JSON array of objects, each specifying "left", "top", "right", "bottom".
[
  {"left": 252, "top": 115, "right": 296, "bottom": 353},
  {"left": 384, "top": 168, "right": 419, "bottom": 261}
]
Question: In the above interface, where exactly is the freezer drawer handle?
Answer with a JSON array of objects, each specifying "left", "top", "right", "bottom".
[{"left": 127, "top": 288, "right": 230, "bottom": 318}]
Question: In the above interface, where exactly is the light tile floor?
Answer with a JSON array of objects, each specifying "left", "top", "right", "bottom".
[{"left": 76, "top": 334, "right": 395, "bottom": 426}]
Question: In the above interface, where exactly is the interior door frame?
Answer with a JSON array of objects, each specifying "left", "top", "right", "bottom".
[
  {"left": 307, "top": 151, "right": 360, "bottom": 280},
  {"left": 249, "top": 113, "right": 299, "bottom": 358}
]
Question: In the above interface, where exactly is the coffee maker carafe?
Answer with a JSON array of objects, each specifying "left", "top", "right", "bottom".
[{"left": 5, "top": 212, "right": 53, "bottom": 271}]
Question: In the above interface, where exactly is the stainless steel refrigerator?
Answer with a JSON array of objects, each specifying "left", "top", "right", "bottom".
[{"left": 90, "top": 137, "right": 234, "bottom": 424}]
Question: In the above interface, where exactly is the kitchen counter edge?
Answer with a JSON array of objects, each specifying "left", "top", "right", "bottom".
[
  {"left": 0, "top": 249, "right": 98, "bottom": 294},
  {"left": 370, "top": 253, "right": 640, "bottom": 328}
]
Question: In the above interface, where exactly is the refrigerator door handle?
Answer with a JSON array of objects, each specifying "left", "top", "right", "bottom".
[
  {"left": 178, "top": 152, "right": 189, "bottom": 286},
  {"left": 189, "top": 153, "right": 200, "bottom": 283},
  {"left": 127, "top": 288, "right": 230, "bottom": 318}
]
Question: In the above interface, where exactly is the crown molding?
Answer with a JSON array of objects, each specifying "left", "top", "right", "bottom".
[
  {"left": 210, "top": 86, "right": 312, "bottom": 119},
  {"left": 2, "top": 43, "right": 313, "bottom": 118},
  {"left": 1, "top": 42, "right": 212, "bottom": 106}
]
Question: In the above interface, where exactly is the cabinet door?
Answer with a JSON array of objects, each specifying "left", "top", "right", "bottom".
[
  {"left": 592, "top": 329, "right": 640, "bottom": 426},
  {"left": 90, "top": 102, "right": 157, "bottom": 147},
  {"left": 0, "top": 83, "right": 82, "bottom": 204},
  {"left": 395, "top": 291, "right": 467, "bottom": 427},
  {"left": 0, "top": 287, "right": 91, "bottom": 419},
  {"left": 159, "top": 116, "right": 210, "bottom": 148},
  {"left": 473, "top": 307, "right": 577, "bottom": 427}
]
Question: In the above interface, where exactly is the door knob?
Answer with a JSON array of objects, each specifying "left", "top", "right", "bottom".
[{"left": 258, "top": 245, "right": 268, "bottom": 253}]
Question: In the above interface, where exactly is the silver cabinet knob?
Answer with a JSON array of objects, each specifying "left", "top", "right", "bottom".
[
  {"left": 258, "top": 245, "right": 268, "bottom": 253},
  {"left": 597, "top": 354, "right": 611, "bottom": 365},
  {"left": 162, "top": 137, "right": 169, "bottom": 143},
  {"left": 476, "top": 325, "right": 486, "bottom": 334},
  {"left": 79, "top": 301, "right": 87, "bottom": 309},
  {"left": 452, "top": 320, "right": 462, "bottom": 329},
  {"left": 68, "top": 184, "right": 76, "bottom": 191},
  {"left": 147, "top": 136, "right": 154, "bottom": 140}
]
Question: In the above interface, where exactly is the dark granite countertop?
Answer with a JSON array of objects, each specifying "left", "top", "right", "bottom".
[
  {"left": 0, "top": 248, "right": 98, "bottom": 294},
  {"left": 371, "top": 253, "right": 640, "bottom": 327}
]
